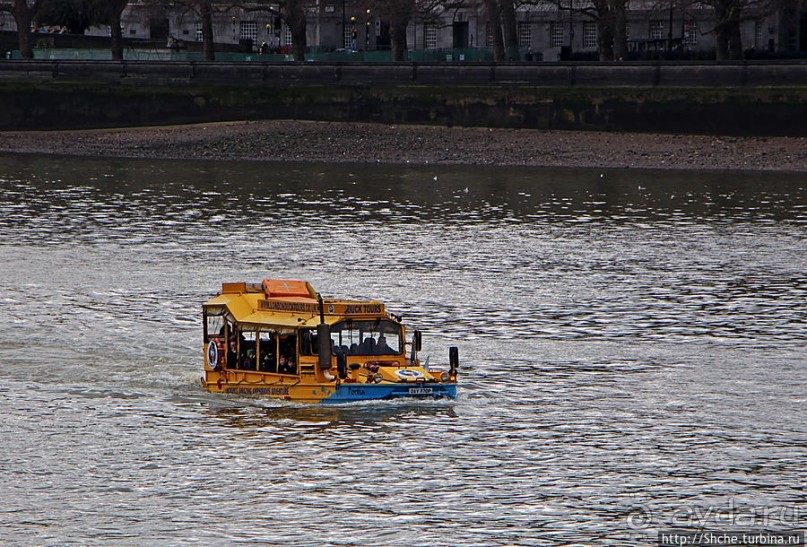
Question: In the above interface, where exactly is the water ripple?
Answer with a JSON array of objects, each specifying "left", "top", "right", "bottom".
[{"left": 0, "top": 157, "right": 804, "bottom": 545}]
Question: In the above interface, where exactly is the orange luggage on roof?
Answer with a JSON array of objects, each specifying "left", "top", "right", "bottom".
[{"left": 262, "top": 279, "right": 315, "bottom": 299}]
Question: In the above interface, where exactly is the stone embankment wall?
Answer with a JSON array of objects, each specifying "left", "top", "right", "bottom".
[{"left": 0, "top": 60, "right": 805, "bottom": 135}]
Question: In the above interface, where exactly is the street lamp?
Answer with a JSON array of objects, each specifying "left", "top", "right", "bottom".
[{"left": 365, "top": 9, "right": 371, "bottom": 51}]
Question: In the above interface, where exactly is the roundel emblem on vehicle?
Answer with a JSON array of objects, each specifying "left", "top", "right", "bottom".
[
  {"left": 396, "top": 369, "right": 423, "bottom": 379},
  {"left": 207, "top": 341, "right": 219, "bottom": 368},
  {"left": 328, "top": 305, "right": 335, "bottom": 313}
]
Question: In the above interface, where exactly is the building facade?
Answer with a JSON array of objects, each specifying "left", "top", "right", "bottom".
[{"left": 0, "top": 0, "right": 801, "bottom": 60}]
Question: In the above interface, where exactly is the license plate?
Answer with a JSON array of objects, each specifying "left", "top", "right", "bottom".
[{"left": 409, "top": 387, "right": 433, "bottom": 395}]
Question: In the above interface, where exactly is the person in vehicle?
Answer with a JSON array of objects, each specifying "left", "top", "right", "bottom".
[
  {"left": 242, "top": 349, "right": 255, "bottom": 370},
  {"left": 260, "top": 351, "right": 276, "bottom": 373},
  {"left": 227, "top": 337, "right": 239, "bottom": 368},
  {"left": 374, "top": 335, "right": 395, "bottom": 355},
  {"left": 278, "top": 355, "right": 295, "bottom": 374}
]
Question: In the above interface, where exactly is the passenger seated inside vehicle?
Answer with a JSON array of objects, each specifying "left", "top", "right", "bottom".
[
  {"left": 242, "top": 349, "right": 256, "bottom": 370},
  {"left": 361, "top": 337, "right": 375, "bottom": 354},
  {"left": 278, "top": 355, "right": 295, "bottom": 375},
  {"left": 260, "top": 352, "right": 276, "bottom": 373},
  {"left": 374, "top": 335, "right": 394, "bottom": 355},
  {"left": 227, "top": 337, "right": 239, "bottom": 368}
]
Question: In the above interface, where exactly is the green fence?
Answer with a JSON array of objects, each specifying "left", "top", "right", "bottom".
[
  {"left": 20, "top": 48, "right": 292, "bottom": 62},
  {"left": 17, "top": 47, "right": 505, "bottom": 63}
]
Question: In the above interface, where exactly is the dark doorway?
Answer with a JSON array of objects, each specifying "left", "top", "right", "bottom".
[
  {"left": 453, "top": 22, "right": 469, "bottom": 48},
  {"left": 150, "top": 18, "right": 169, "bottom": 42},
  {"left": 377, "top": 20, "right": 391, "bottom": 49},
  {"left": 801, "top": 8, "right": 807, "bottom": 51}
]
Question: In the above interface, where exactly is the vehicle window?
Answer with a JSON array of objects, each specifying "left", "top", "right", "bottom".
[
  {"left": 259, "top": 332, "right": 277, "bottom": 373},
  {"left": 329, "top": 319, "right": 402, "bottom": 355},
  {"left": 300, "top": 329, "right": 317, "bottom": 356},
  {"left": 205, "top": 311, "right": 226, "bottom": 342}
]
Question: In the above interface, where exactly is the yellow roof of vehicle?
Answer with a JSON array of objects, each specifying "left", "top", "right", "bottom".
[{"left": 203, "top": 279, "right": 389, "bottom": 328}]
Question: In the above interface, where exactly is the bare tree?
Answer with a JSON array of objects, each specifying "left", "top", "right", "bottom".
[
  {"left": 711, "top": 0, "right": 744, "bottom": 58},
  {"left": 499, "top": 0, "right": 519, "bottom": 59},
  {"left": 611, "top": 0, "right": 626, "bottom": 59},
  {"left": 199, "top": 0, "right": 215, "bottom": 59},
  {"left": 483, "top": 0, "right": 507, "bottom": 59},
  {"left": 142, "top": 0, "right": 219, "bottom": 60},
  {"left": 540, "top": 0, "right": 626, "bottom": 60},
  {"left": 474, "top": 0, "right": 516, "bottom": 61},
  {"left": 100, "top": 0, "right": 130, "bottom": 60},
  {"left": 0, "top": 0, "right": 42, "bottom": 59},
  {"left": 681, "top": 0, "right": 774, "bottom": 60},
  {"left": 379, "top": 0, "right": 415, "bottom": 60},
  {"left": 36, "top": 0, "right": 130, "bottom": 59},
  {"left": 703, "top": 0, "right": 787, "bottom": 59},
  {"left": 586, "top": 0, "right": 628, "bottom": 59},
  {"left": 283, "top": 0, "right": 306, "bottom": 60}
]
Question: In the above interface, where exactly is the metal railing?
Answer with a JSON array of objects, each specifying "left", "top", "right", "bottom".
[{"left": 1, "top": 58, "right": 806, "bottom": 88}]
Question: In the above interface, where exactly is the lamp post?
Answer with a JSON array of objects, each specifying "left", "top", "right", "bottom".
[{"left": 365, "top": 9, "right": 371, "bottom": 50}]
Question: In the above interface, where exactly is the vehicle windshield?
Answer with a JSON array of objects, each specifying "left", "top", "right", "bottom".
[{"left": 330, "top": 319, "right": 402, "bottom": 356}]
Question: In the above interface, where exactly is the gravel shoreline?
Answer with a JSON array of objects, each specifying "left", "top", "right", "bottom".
[{"left": 1, "top": 120, "right": 805, "bottom": 172}]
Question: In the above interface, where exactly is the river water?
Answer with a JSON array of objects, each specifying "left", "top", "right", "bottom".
[{"left": 0, "top": 155, "right": 804, "bottom": 545}]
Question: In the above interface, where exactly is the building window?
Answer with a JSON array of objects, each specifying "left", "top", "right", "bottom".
[
  {"left": 240, "top": 21, "right": 257, "bottom": 41},
  {"left": 583, "top": 21, "right": 597, "bottom": 48},
  {"left": 625, "top": 21, "right": 631, "bottom": 41},
  {"left": 517, "top": 22, "right": 531, "bottom": 46},
  {"left": 196, "top": 22, "right": 203, "bottom": 42},
  {"left": 550, "top": 21, "right": 564, "bottom": 47},
  {"left": 425, "top": 22, "right": 437, "bottom": 49},
  {"left": 486, "top": 23, "right": 493, "bottom": 46},
  {"left": 683, "top": 19, "right": 697, "bottom": 47},
  {"left": 754, "top": 20, "right": 763, "bottom": 48},
  {"left": 284, "top": 25, "right": 292, "bottom": 46},
  {"left": 343, "top": 24, "right": 352, "bottom": 49},
  {"left": 649, "top": 20, "right": 664, "bottom": 40}
]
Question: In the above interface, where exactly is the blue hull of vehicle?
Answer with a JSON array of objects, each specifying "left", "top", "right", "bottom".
[{"left": 321, "top": 383, "right": 457, "bottom": 404}]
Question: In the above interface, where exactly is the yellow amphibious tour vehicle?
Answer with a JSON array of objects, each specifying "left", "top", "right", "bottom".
[{"left": 201, "top": 279, "right": 459, "bottom": 403}]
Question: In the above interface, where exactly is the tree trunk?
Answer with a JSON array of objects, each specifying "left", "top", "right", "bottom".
[
  {"left": 13, "top": 0, "right": 35, "bottom": 59},
  {"left": 714, "top": 1, "right": 729, "bottom": 60},
  {"left": 728, "top": 9, "right": 743, "bottom": 59},
  {"left": 284, "top": 0, "right": 307, "bottom": 61},
  {"left": 611, "top": 0, "right": 627, "bottom": 60},
  {"left": 597, "top": 22, "right": 614, "bottom": 60},
  {"left": 596, "top": 6, "right": 614, "bottom": 60},
  {"left": 389, "top": 19, "right": 409, "bottom": 61},
  {"left": 386, "top": 0, "right": 413, "bottom": 62},
  {"left": 200, "top": 0, "right": 215, "bottom": 61},
  {"left": 499, "top": 0, "right": 518, "bottom": 60},
  {"left": 291, "top": 24, "right": 306, "bottom": 61},
  {"left": 484, "top": 0, "right": 505, "bottom": 61},
  {"left": 713, "top": 0, "right": 743, "bottom": 60},
  {"left": 109, "top": 1, "right": 128, "bottom": 61}
]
